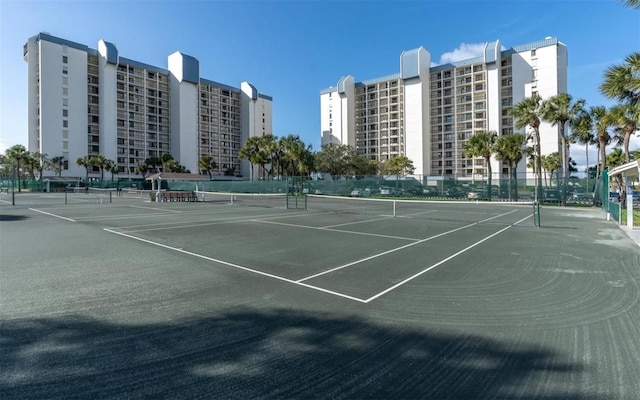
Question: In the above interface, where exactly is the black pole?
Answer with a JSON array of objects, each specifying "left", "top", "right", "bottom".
[{"left": 11, "top": 164, "right": 15, "bottom": 206}]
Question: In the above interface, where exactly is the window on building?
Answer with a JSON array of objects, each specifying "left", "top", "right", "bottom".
[
  {"left": 62, "top": 68, "right": 68, "bottom": 75},
  {"left": 62, "top": 55, "right": 68, "bottom": 64},
  {"left": 62, "top": 88, "right": 68, "bottom": 96},
  {"left": 63, "top": 109, "right": 68, "bottom": 117},
  {"left": 63, "top": 120, "right": 68, "bottom": 128},
  {"left": 531, "top": 49, "right": 537, "bottom": 57}
]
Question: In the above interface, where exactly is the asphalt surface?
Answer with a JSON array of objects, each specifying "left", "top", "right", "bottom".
[{"left": 1, "top": 193, "right": 639, "bottom": 399}]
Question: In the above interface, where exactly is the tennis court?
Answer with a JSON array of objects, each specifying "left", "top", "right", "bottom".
[{"left": 1, "top": 190, "right": 639, "bottom": 399}]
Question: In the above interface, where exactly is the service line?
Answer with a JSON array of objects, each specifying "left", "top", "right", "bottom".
[
  {"left": 29, "top": 208, "right": 76, "bottom": 222},
  {"left": 103, "top": 227, "right": 367, "bottom": 303},
  {"left": 363, "top": 213, "right": 532, "bottom": 303}
]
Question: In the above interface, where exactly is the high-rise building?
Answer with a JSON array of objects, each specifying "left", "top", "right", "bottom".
[
  {"left": 320, "top": 37, "right": 567, "bottom": 179},
  {"left": 24, "top": 32, "right": 272, "bottom": 180}
]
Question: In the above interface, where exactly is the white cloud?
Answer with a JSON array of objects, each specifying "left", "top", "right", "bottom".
[{"left": 438, "top": 43, "right": 486, "bottom": 64}]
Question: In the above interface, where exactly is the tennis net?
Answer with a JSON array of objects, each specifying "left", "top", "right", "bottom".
[
  {"left": 304, "top": 194, "right": 540, "bottom": 227},
  {"left": 194, "top": 190, "right": 288, "bottom": 209}
]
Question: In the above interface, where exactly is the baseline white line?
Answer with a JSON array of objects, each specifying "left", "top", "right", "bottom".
[
  {"left": 128, "top": 205, "right": 183, "bottom": 213},
  {"left": 29, "top": 208, "right": 76, "bottom": 222},
  {"left": 296, "top": 209, "right": 520, "bottom": 283},
  {"left": 363, "top": 214, "right": 532, "bottom": 303},
  {"left": 103, "top": 228, "right": 366, "bottom": 303},
  {"left": 254, "top": 219, "right": 421, "bottom": 241}
]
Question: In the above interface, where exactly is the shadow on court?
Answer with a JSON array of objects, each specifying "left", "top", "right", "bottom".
[
  {"left": 0, "top": 214, "right": 29, "bottom": 222},
  {"left": 1, "top": 309, "right": 593, "bottom": 400}
]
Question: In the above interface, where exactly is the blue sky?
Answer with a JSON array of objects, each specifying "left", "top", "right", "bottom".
[{"left": 1, "top": 0, "right": 638, "bottom": 169}]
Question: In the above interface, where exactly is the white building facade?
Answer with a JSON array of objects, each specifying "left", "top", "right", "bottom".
[
  {"left": 320, "top": 37, "right": 568, "bottom": 180},
  {"left": 24, "top": 32, "right": 272, "bottom": 180}
]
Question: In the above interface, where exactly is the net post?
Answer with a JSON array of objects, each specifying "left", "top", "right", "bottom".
[
  {"left": 230, "top": 194, "right": 235, "bottom": 205},
  {"left": 534, "top": 201, "right": 541, "bottom": 228},
  {"left": 393, "top": 200, "right": 397, "bottom": 217},
  {"left": 304, "top": 194, "right": 308, "bottom": 211},
  {"left": 286, "top": 192, "right": 289, "bottom": 209},
  {"left": 65, "top": 190, "right": 67, "bottom": 205},
  {"left": 110, "top": 191, "right": 112, "bottom": 203}
]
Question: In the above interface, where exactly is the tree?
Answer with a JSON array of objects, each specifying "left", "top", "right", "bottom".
[
  {"left": 380, "top": 155, "right": 415, "bottom": 187},
  {"left": 76, "top": 156, "right": 92, "bottom": 183},
  {"left": 198, "top": 155, "right": 218, "bottom": 180},
  {"left": 606, "top": 148, "right": 626, "bottom": 168},
  {"left": 541, "top": 153, "right": 561, "bottom": 187},
  {"left": 585, "top": 106, "right": 612, "bottom": 177},
  {"left": 510, "top": 94, "right": 544, "bottom": 200},
  {"left": 608, "top": 103, "right": 639, "bottom": 162},
  {"left": 30, "top": 152, "right": 48, "bottom": 190},
  {"left": 600, "top": 52, "right": 640, "bottom": 105},
  {"left": 135, "top": 164, "right": 149, "bottom": 179},
  {"left": 622, "top": 0, "right": 640, "bottom": 9},
  {"left": 104, "top": 159, "right": 118, "bottom": 182},
  {"left": 463, "top": 130, "right": 497, "bottom": 199},
  {"left": 239, "top": 135, "right": 273, "bottom": 181},
  {"left": 277, "top": 135, "right": 311, "bottom": 177},
  {"left": 145, "top": 156, "right": 161, "bottom": 173},
  {"left": 572, "top": 111, "right": 597, "bottom": 192},
  {"left": 350, "top": 155, "right": 379, "bottom": 177},
  {"left": 314, "top": 143, "right": 355, "bottom": 178},
  {"left": 49, "top": 156, "right": 65, "bottom": 177},
  {"left": 6, "top": 145, "right": 29, "bottom": 192},
  {"left": 90, "top": 155, "right": 107, "bottom": 181},
  {"left": 160, "top": 153, "right": 175, "bottom": 172},
  {"left": 542, "top": 93, "right": 586, "bottom": 206},
  {"left": 494, "top": 134, "right": 528, "bottom": 200}
]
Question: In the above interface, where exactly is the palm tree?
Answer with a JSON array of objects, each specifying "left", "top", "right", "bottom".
[
  {"left": 6, "top": 144, "right": 29, "bottom": 192},
  {"left": 104, "top": 159, "right": 118, "bottom": 182},
  {"left": 541, "top": 153, "right": 562, "bottom": 188},
  {"left": 608, "top": 103, "right": 639, "bottom": 162},
  {"left": 135, "top": 164, "right": 149, "bottom": 179},
  {"left": 463, "top": 130, "right": 497, "bottom": 199},
  {"left": 510, "top": 94, "right": 544, "bottom": 201},
  {"left": 586, "top": 106, "right": 612, "bottom": 177},
  {"left": 198, "top": 155, "right": 217, "bottom": 180},
  {"left": 606, "top": 148, "right": 626, "bottom": 168},
  {"left": 571, "top": 111, "right": 596, "bottom": 192},
  {"left": 76, "top": 156, "right": 92, "bottom": 183},
  {"left": 542, "top": 93, "right": 587, "bottom": 206},
  {"left": 494, "top": 133, "right": 528, "bottom": 200},
  {"left": 600, "top": 52, "right": 640, "bottom": 104},
  {"left": 623, "top": 0, "right": 640, "bottom": 9},
  {"left": 278, "top": 135, "right": 310, "bottom": 177},
  {"left": 90, "top": 155, "right": 107, "bottom": 181},
  {"left": 49, "top": 156, "right": 65, "bottom": 177},
  {"left": 31, "top": 152, "right": 48, "bottom": 190},
  {"left": 239, "top": 136, "right": 270, "bottom": 181}
]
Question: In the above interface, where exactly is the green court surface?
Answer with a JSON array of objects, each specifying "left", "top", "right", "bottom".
[{"left": 1, "top": 191, "right": 639, "bottom": 399}]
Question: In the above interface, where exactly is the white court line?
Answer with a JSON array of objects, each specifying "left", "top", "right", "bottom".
[
  {"left": 115, "top": 210, "right": 315, "bottom": 233},
  {"left": 363, "top": 213, "right": 532, "bottom": 303},
  {"left": 296, "top": 221, "right": 479, "bottom": 282},
  {"left": 254, "top": 219, "right": 421, "bottom": 241},
  {"left": 296, "top": 208, "right": 520, "bottom": 283},
  {"left": 103, "top": 228, "right": 367, "bottom": 303},
  {"left": 29, "top": 208, "right": 76, "bottom": 222},
  {"left": 128, "top": 205, "right": 183, "bottom": 213},
  {"left": 320, "top": 216, "right": 394, "bottom": 229}
]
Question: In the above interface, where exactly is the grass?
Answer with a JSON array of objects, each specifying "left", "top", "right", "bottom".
[{"left": 621, "top": 207, "right": 640, "bottom": 226}]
